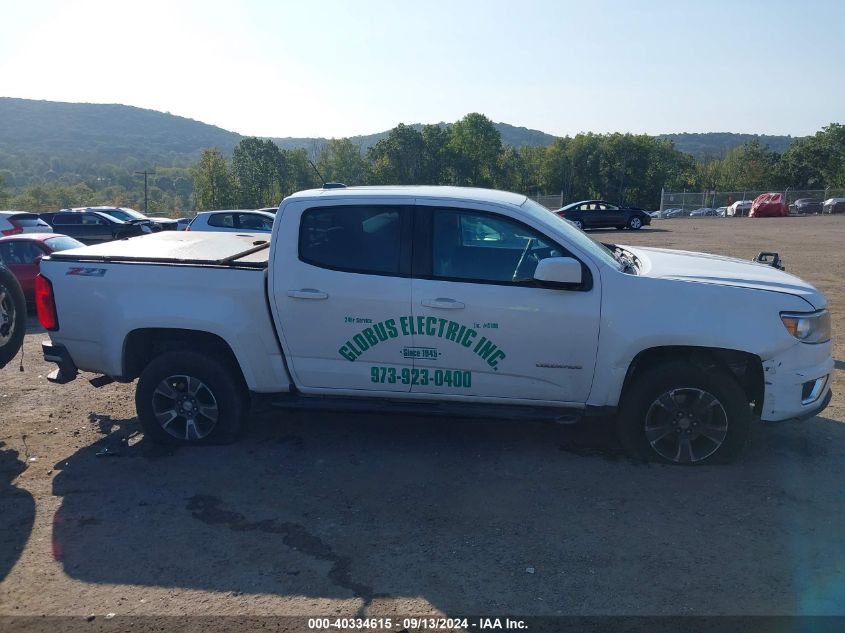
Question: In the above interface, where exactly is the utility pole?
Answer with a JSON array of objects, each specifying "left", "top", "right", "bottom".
[{"left": 135, "top": 169, "right": 154, "bottom": 213}]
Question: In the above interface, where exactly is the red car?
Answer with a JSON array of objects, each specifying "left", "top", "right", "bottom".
[
  {"left": 0, "top": 233, "right": 84, "bottom": 304},
  {"left": 749, "top": 192, "right": 789, "bottom": 218}
]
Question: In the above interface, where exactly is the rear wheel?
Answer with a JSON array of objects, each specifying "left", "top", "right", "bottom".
[
  {"left": 0, "top": 266, "right": 26, "bottom": 369},
  {"left": 136, "top": 350, "right": 247, "bottom": 445},
  {"left": 573, "top": 219, "right": 584, "bottom": 230},
  {"left": 617, "top": 361, "right": 750, "bottom": 465}
]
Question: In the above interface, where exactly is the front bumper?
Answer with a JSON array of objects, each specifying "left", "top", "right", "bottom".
[{"left": 760, "top": 341, "right": 834, "bottom": 422}]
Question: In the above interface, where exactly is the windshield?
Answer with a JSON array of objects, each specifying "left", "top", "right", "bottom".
[
  {"left": 521, "top": 199, "right": 623, "bottom": 271},
  {"left": 45, "top": 236, "right": 85, "bottom": 252}
]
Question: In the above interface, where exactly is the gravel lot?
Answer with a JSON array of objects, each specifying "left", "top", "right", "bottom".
[{"left": 1, "top": 216, "right": 844, "bottom": 618}]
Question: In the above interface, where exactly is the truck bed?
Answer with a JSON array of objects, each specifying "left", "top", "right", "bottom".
[{"left": 48, "top": 231, "right": 270, "bottom": 268}]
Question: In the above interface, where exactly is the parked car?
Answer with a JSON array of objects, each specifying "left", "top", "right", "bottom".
[
  {"left": 0, "top": 234, "right": 84, "bottom": 303},
  {"left": 663, "top": 208, "right": 689, "bottom": 218},
  {"left": 689, "top": 207, "right": 717, "bottom": 217},
  {"left": 555, "top": 200, "right": 651, "bottom": 230},
  {"left": 749, "top": 193, "right": 788, "bottom": 218},
  {"left": 0, "top": 211, "right": 53, "bottom": 236},
  {"left": 38, "top": 185, "right": 832, "bottom": 465},
  {"left": 57, "top": 206, "right": 178, "bottom": 231},
  {"left": 790, "top": 198, "right": 823, "bottom": 215},
  {"left": 187, "top": 210, "right": 275, "bottom": 233},
  {"left": 823, "top": 198, "right": 845, "bottom": 214},
  {"left": 40, "top": 210, "right": 152, "bottom": 244},
  {"left": 0, "top": 263, "right": 26, "bottom": 368},
  {"left": 175, "top": 218, "right": 192, "bottom": 231},
  {"left": 727, "top": 200, "right": 753, "bottom": 217}
]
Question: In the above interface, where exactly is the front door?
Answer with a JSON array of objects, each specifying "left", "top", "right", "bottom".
[
  {"left": 410, "top": 207, "right": 601, "bottom": 404},
  {"left": 273, "top": 203, "right": 416, "bottom": 392}
]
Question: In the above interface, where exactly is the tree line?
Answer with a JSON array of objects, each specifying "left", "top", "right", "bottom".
[{"left": 2, "top": 113, "right": 843, "bottom": 215}]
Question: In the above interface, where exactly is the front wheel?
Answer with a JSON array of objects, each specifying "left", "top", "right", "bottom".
[
  {"left": 0, "top": 266, "right": 26, "bottom": 369},
  {"left": 617, "top": 361, "right": 750, "bottom": 464},
  {"left": 628, "top": 216, "right": 643, "bottom": 230},
  {"left": 136, "top": 350, "right": 247, "bottom": 445}
]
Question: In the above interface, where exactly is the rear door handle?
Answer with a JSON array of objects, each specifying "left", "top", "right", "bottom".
[
  {"left": 287, "top": 289, "right": 329, "bottom": 300},
  {"left": 421, "top": 298, "right": 465, "bottom": 309}
]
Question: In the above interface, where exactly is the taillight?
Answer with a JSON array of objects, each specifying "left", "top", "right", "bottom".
[
  {"left": 1, "top": 219, "right": 23, "bottom": 236},
  {"left": 35, "top": 274, "right": 59, "bottom": 331}
]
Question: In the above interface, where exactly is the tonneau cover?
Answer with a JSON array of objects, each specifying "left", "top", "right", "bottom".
[{"left": 48, "top": 231, "right": 270, "bottom": 268}]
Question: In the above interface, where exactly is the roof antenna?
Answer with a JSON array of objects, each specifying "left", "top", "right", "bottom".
[{"left": 308, "top": 159, "right": 326, "bottom": 186}]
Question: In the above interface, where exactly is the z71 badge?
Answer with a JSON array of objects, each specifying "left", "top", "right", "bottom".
[{"left": 66, "top": 267, "right": 107, "bottom": 277}]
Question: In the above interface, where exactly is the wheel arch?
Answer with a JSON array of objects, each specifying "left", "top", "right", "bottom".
[
  {"left": 123, "top": 328, "right": 246, "bottom": 387},
  {"left": 620, "top": 345, "right": 764, "bottom": 415}
]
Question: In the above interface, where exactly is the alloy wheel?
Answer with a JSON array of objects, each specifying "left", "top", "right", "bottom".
[
  {"left": 644, "top": 387, "right": 728, "bottom": 463},
  {"left": 151, "top": 374, "right": 219, "bottom": 441}
]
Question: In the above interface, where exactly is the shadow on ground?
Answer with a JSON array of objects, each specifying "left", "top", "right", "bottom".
[
  {"left": 0, "top": 441, "right": 35, "bottom": 582},
  {"left": 49, "top": 407, "right": 845, "bottom": 615}
]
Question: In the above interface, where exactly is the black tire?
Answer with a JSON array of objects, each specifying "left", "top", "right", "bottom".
[
  {"left": 573, "top": 219, "right": 584, "bottom": 230},
  {"left": 616, "top": 361, "right": 750, "bottom": 465},
  {"left": 628, "top": 215, "right": 643, "bottom": 230},
  {"left": 0, "top": 266, "right": 26, "bottom": 370},
  {"left": 135, "top": 350, "right": 248, "bottom": 445}
]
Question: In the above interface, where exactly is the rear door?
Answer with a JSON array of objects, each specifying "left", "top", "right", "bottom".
[{"left": 272, "top": 202, "right": 416, "bottom": 392}]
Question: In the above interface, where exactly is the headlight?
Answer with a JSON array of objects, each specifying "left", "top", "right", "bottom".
[{"left": 780, "top": 310, "right": 831, "bottom": 343}]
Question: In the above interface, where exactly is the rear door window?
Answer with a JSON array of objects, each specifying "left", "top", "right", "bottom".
[
  {"left": 207, "top": 213, "right": 235, "bottom": 228},
  {"left": 300, "top": 206, "right": 403, "bottom": 275},
  {"left": 236, "top": 213, "right": 273, "bottom": 231},
  {"left": 51, "top": 214, "right": 81, "bottom": 225}
]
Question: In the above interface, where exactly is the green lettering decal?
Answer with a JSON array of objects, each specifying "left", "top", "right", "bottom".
[
  {"left": 385, "top": 319, "right": 398, "bottom": 338},
  {"left": 437, "top": 318, "right": 448, "bottom": 337},
  {"left": 476, "top": 339, "right": 498, "bottom": 361},
  {"left": 363, "top": 328, "right": 379, "bottom": 346},
  {"left": 338, "top": 315, "right": 507, "bottom": 366},
  {"left": 487, "top": 349, "right": 506, "bottom": 368},
  {"left": 373, "top": 322, "right": 388, "bottom": 342},
  {"left": 352, "top": 333, "right": 370, "bottom": 351},
  {"left": 473, "top": 335, "right": 487, "bottom": 354}
]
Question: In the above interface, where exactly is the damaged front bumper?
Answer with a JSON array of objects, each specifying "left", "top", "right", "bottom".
[{"left": 761, "top": 341, "right": 834, "bottom": 422}]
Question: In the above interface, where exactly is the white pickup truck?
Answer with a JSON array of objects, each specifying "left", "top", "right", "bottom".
[{"left": 36, "top": 186, "right": 833, "bottom": 464}]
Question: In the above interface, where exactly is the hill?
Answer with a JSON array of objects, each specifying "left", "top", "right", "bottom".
[{"left": 0, "top": 97, "right": 800, "bottom": 187}]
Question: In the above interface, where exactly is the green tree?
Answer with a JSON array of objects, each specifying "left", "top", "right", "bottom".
[
  {"left": 367, "top": 124, "right": 425, "bottom": 185},
  {"left": 191, "top": 148, "right": 234, "bottom": 210},
  {"left": 447, "top": 113, "right": 503, "bottom": 187},
  {"left": 317, "top": 138, "right": 368, "bottom": 185},
  {"left": 232, "top": 137, "right": 286, "bottom": 208}
]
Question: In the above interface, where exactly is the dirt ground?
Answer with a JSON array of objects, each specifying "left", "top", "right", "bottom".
[{"left": 1, "top": 216, "right": 844, "bottom": 620}]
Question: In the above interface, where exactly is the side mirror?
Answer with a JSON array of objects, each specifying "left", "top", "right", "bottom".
[{"left": 534, "top": 257, "right": 582, "bottom": 285}]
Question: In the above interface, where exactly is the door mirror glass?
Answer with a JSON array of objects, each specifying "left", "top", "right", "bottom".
[{"left": 533, "top": 257, "right": 582, "bottom": 285}]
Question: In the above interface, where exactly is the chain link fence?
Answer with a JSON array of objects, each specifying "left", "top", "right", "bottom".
[
  {"left": 528, "top": 193, "right": 565, "bottom": 210},
  {"left": 659, "top": 188, "right": 845, "bottom": 217}
]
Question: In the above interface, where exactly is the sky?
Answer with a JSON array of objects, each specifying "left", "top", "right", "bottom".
[{"left": 1, "top": 0, "right": 842, "bottom": 139}]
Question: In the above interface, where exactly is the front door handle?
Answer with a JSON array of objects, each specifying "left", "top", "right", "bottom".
[
  {"left": 421, "top": 298, "right": 465, "bottom": 310},
  {"left": 287, "top": 289, "right": 329, "bottom": 300}
]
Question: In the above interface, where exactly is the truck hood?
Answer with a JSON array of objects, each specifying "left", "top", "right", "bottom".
[{"left": 624, "top": 246, "right": 826, "bottom": 309}]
